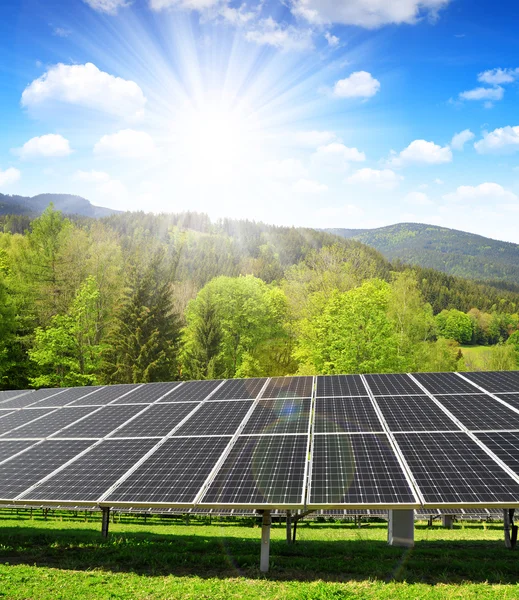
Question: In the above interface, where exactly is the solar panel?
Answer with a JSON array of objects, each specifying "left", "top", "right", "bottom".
[
  {"left": 173, "top": 400, "right": 254, "bottom": 436},
  {"left": 316, "top": 375, "right": 367, "bottom": 398},
  {"left": 242, "top": 398, "right": 311, "bottom": 435},
  {"left": 1, "top": 407, "right": 97, "bottom": 439},
  {"left": 411, "top": 372, "right": 480, "bottom": 395},
  {"left": 0, "top": 440, "right": 93, "bottom": 499},
  {"left": 110, "top": 382, "right": 182, "bottom": 404},
  {"left": 394, "top": 432, "right": 519, "bottom": 504},
  {"left": 66, "top": 384, "right": 141, "bottom": 406},
  {"left": 308, "top": 434, "right": 416, "bottom": 506},
  {"left": 105, "top": 437, "right": 230, "bottom": 504},
  {"left": 28, "top": 387, "right": 104, "bottom": 407},
  {"left": 462, "top": 371, "right": 519, "bottom": 393},
  {"left": 434, "top": 394, "right": 519, "bottom": 430},
  {"left": 209, "top": 378, "right": 267, "bottom": 400},
  {"left": 475, "top": 432, "right": 519, "bottom": 473},
  {"left": 0, "top": 390, "right": 32, "bottom": 404},
  {"left": 0, "top": 440, "right": 37, "bottom": 463},
  {"left": 373, "top": 396, "right": 461, "bottom": 432},
  {"left": 496, "top": 395, "right": 519, "bottom": 410},
  {"left": 201, "top": 435, "right": 308, "bottom": 505},
  {"left": 23, "top": 439, "right": 158, "bottom": 502},
  {"left": 50, "top": 405, "right": 145, "bottom": 438},
  {"left": 0, "top": 389, "right": 66, "bottom": 409},
  {"left": 364, "top": 373, "right": 423, "bottom": 396},
  {"left": 110, "top": 403, "right": 199, "bottom": 438},
  {"left": 314, "top": 397, "right": 383, "bottom": 433},
  {"left": 262, "top": 377, "right": 313, "bottom": 399},
  {"left": 157, "top": 380, "right": 221, "bottom": 402},
  {"left": 0, "top": 409, "right": 53, "bottom": 436}
]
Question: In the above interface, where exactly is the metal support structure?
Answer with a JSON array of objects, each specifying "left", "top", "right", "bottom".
[
  {"left": 388, "top": 509, "right": 414, "bottom": 548},
  {"left": 286, "top": 510, "right": 292, "bottom": 544},
  {"left": 260, "top": 510, "right": 272, "bottom": 573},
  {"left": 442, "top": 515, "right": 454, "bottom": 529},
  {"left": 504, "top": 509, "right": 517, "bottom": 549},
  {"left": 101, "top": 507, "right": 110, "bottom": 538}
]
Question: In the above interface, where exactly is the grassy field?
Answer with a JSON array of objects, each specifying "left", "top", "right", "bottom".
[
  {"left": 1, "top": 513, "right": 519, "bottom": 599},
  {"left": 460, "top": 345, "right": 493, "bottom": 371}
]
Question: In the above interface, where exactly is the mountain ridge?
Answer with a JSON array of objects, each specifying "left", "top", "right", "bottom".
[{"left": 0, "top": 193, "right": 120, "bottom": 219}]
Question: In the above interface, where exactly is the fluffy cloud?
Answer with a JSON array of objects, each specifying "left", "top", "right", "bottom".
[
  {"left": 93, "top": 129, "right": 156, "bottom": 158},
  {"left": 458, "top": 86, "right": 504, "bottom": 102},
  {"left": 74, "top": 170, "right": 111, "bottom": 183},
  {"left": 324, "top": 32, "right": 340, "bottom": 46},
  {"left": 295, "top": 130, "right": 337, "bottom": 147},
  {"left": 150, "top": 0, "right": 223, "bottom": 10},
  {"left": 443, "top": 182, "right": 518, "bottom": 204},
  {"left": 0, "top": 168, "right": 21, "bottom": 188},
  {"left": 404, "top": 191, "right": 433, "bottom": 206},
  {"left": 245, "top": 18, "right": 314, "bottom": 51},
  {"left": 292, "top": 179, "right": 328, "bottom": 194},
  {"left": 312, "top": 143, "right": 366, "bottom": 171},
  {"left": 450, "top": 129, "right": 474, "bottom": 151},
  {"left": 15, "top": 134, "right": 72, "bottom": 159},
  {"left": 22, "top": 63, "right": 147, "bottom": 120},
  {"left": 83, "top": 0, "right": 128, "bottom": 13},
  {"left": 262, "top": 159, "right": 308, "bottom": 180},
  {"left": 474, "top": 126, "right": 519, "bottom": 154},
  {"left": 346, "top": 168, "right": 402, "bottom": 190},
  {"left": 478, "top": 68, "right": 519, "bottom": 85},
  {"left": 390, "top": 139, "right": 452, "bottom": 166},
  {"left": 333, "top": 71, "right": 380, "bottom": 98},
  {"left": 291, "top": 0, "right": 451, "bottom": 28}
]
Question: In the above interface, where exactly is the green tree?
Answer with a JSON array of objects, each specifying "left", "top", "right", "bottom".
[
  {"left": 435, "top": 309, "right": 474, "bottom": 345},
  {"left": 488, "top": 343, "right": 518, "bottom": 371},
  {"left": 28, "top": 277, "right": 104, "bottom": 387},
  {"left": 0, "top": 274, "right": 17, "bottom": 388},
  {"left": 102, "top": 250, "right": 181, "bottom": 384}
]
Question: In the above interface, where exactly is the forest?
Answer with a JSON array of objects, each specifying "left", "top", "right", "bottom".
[{"left": 0, "top": 205, "right": 518, "bottom": 390}]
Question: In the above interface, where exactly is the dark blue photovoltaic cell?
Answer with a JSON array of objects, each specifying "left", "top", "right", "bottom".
[
  {"left": 316, "top": 375, "right": 367, "bottom": 398},
  {"left": 0, "top": 389, "right": 67, "bottom": 409},
  {"left": 111, "top": 403, "right": 199, "bottom": 438},
  {"left": 314, "top": 398, "right": 382, "bottom": 433},
  {"left": 51, "top": 405, "right": 144, "bottom": 438},
  {"left": 209, "top": 378, "right": 267, "bottom": 400},
  {"left": 364, "top": 373, "right": 423, "bottom": 396},
  {"left": 0, "top": 441, "right": 37, "bottom": 464},
  {"left": 462, "top": 371, "right": 519, "bottom": 394},
  {"left": 434, "top": 395, "right": 519, "bottom": 430},
  {"left": 0, "top": 390, "right": 32, "bottom": 404},
  {"left": 242, "top": 398, "right": 311, "bottom": 434},
  {"left": 1, "top": 407, "right": 97, "bottom": 439},
  {"left": 66, "top": 385, "right": 142, "bottom": 406},
  {"left": 374, "top": 396, "right": 460, "bottom": 432},
  {"left": 412, "top": 372, "right": 480, "bottom": 395},
  {"left": 0, "top": 409, "right": 52, "bottom": 436},
  {"left": 173, "top": 400, "right": 253, "bottom": 436},
  {"left": 111, "top": 382, "right": 183, "bottom": 404},
  {"left": 262, "top": 377, "right": 313, "bottom": 399},
  {"left": 157, "top": 380, "right": 222, "bottom": 403}
]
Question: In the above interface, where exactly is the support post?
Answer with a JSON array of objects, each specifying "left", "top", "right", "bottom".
[
  {"left": 286, "top": 510, "right": 292, "bottom": 544},
  {"left": 442, "top": 515, "right": 454, "bottom": 529},
  {"left": 101, "top": 507, "right": 110, "bottom": 538},
  {"left": 388, "top": 510, "right": 414, "bottom": 548},
  {"left": 260, "top": 510, "right": 272, "bottom": 573},
  {"left": 504, "top": 509, "right": 517, "bottom": 549}
]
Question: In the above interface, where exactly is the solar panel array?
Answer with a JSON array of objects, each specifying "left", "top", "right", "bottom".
[{"left": 2, "top": 371, "right": 519, "bottom": 510}]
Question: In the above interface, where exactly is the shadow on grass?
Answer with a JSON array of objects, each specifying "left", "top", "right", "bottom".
[{"left": 0, "top": 522, "right": 516, "bottom": 585}]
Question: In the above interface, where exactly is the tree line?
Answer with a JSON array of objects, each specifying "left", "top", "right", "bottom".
[{"left": 0, "top": 206, "right": 518, "bottom": 390}]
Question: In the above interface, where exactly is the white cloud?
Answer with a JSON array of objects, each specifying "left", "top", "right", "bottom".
[
  {"left": 0, "top": 168, "right": 21, "bottom": 188},
  {"left": 443, "top": 182, "right": 518, "bottom": 204},
  {"left": 52, "top": 27, "right": 71, "bottom": 37},
  {"left": 262, "top": 159, "right": 308, "bottom": 180},
  {"left": 292, "top": 179, "right": 328, "bottom": 194},
  {"left": 324, "top": 32, "right": 340, "bottom": 46},
  {"left": 434, "top": 178, "right": 444, "bottom": 184},
  {"left": 150, "top": 0, "right": 223, "bottom": 10},
  {"left": 390, "top": 139, "right": 452, "bottom": 167},
  {"left": 458, "top": 86, "right": 504, "bottom": 102},
  {"left": 83, "top": 0, "right": 128, "bottom": 13},
  {"left": 93, "top": 129, "right": 156, "bottom": 158},
  {"left": 474, "top": 126, "right": 519, "bottom": 154},
  {"left": 245, "top": 18, "right": 314, "bottom": 51},
  {"left": 295, "top": 130, "right": 337, "bottom": 147},
  {"left": 15, "top": 134, "right": 72, "bottom": 159},
  {"left": 291, "top": 0, "right": 451, "bottom": 28},
  {"left": 346, "top": 168, "right": 402, "bottom": 190},
  {"left": 450, "top": 129, "right": 474, "bottom": 151},
  {"left": 220, "top": 5, "right": 255, "bottom": 25},
  {"left": 21, "top": 63, "right": 147, "bottom": 120},
  {"left": 312, "top": 143, "right": 366, "bottom": 171},
  {"left": 478, "top": 68, "right": 519, "bottom": 85},
  {"left": 333, "top": 71, "right": 380, "bottom": 98},
  {"left": 74, "top": 170, "right": 111, "bottom": 183},
  {"left": 404, "top": 191, "right": 433, "bottom": 206}
]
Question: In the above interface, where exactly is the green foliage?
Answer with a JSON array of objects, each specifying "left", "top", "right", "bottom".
[
  {"left": 0, "top": 274, "right": 17, "bottom": 386},
  {"left": 488, "top": 343, "right": 518, "bottom": 371},
  {"left": 435, "top": 309, "right": 474, "bottom": 344}
]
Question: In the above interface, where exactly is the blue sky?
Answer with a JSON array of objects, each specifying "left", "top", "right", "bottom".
[{"left": 2, "top": 0, "right": 519, "bottom": 242}]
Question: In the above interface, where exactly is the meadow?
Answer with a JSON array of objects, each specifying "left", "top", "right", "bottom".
[{"left": 0, "top": 511, "right": 518, "bottom": 599}]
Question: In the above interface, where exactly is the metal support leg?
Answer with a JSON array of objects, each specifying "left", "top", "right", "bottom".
[
  {"left": 101, "top": 507, "right": 110, "bottom": 538},
  {"left": 388, "top": 510, "right": 414, "bottom": 548},
  {"left": 442, "top": 515, "right": 453, "bottom": 529},
  {"left": 504, "top": 509, "right": 517, "bottom": 549},
  {"left": 260, "top": 510, "right": 272, "bottom": 573},
  {"left": 286, "top": 510, "right": 292, "bottom": 544}
]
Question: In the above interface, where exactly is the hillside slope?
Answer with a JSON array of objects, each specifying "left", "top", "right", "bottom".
[
  {"left": 0, "top": 193, "right": 119, "bottom": 218},
  {"left": 325, "top": 223, "right": 519, "bottom": 286}
]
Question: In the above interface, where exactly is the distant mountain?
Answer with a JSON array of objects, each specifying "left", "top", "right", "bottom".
[
  {"left": 324, "top": 223, "right": 519, "bottom": 286},
  {"left": 0, "top": 193, "right": 119, "bottom": 219}
]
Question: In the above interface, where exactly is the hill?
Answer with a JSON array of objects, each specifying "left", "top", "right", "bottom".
[
  {"left": 325, "top": 223, "right": 519, "bottom": 286},
  {"left": 0, "top": 193, "right": 119, "bottom": 218}
]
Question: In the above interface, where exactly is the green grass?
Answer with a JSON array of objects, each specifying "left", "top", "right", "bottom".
[
  {"left": 460, "top": 345, "right": 493, "bottom": 370},
  {"left": 1, "top": 513, "right": 519, "bottom": 599}
]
